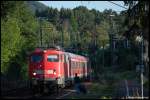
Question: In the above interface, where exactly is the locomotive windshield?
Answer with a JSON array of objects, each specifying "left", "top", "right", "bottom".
[
  {"left": 31, "top": 55, "right": 43, "bottom": 63},
  {"left": 47, "top": 55, "right": 59, "bottom": 62}
]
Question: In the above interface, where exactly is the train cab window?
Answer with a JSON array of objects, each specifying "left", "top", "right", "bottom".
[
  {"left": 47, "top": 55, "right": 59, "bottom": 62},
  {"left": 31, "top": 55, "right": 43, "bottom": 63}
]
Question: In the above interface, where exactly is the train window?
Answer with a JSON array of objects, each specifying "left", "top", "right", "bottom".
[
  {"left": 79, "top": 62, "right": 80, "bottom": 67},
  {"left": 31, "top": 55, "right": 42, "bottom": 63},
  {"left": 71, "top": 61, "right": 74, "bottom": 68},
  {"left": 81, "top": 62, "right": 83, "bottom": 67},
  {"left": 75, "top": 62, "right": 76, "bottom": 67},
  {"left": 76, "top": 62, "right": 77, "bottom": 67},
  {"left": 82, "top": 62, "right": 84, "bottom": 67},
  {"left": 80, "top": 62, "right": 82, "bottom": 67},
  {"left": 60, "top": 55, "right": 64, "bottom": 62},
  {"left": 47, "top": 55, "right": 59, "bottom": 62},
  {"left": 73, "top": 61, "right": 75, "bottom": 68},
  {"left": 71, "top": 61, "right": 72, "bottom": 67},
  {"left": 64, "top": 55, "right": 67, "bottom": 63},
  {"left": 74, "top": 62, "right": 76, "bottom": 68},
  {"left": 83, "top": 62, "right": 85, "bottom": 67},
  {"left": 85, "top": 62, "right": 87, "bottom": 67}
]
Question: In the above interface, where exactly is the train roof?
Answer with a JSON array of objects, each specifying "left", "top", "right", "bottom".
[
  {"left": 65, "top": 52, "right": 88, "bottom": 61},
  {"left": 31, "top": 48, "right": 88, "bottom": 61},
  {"left": 30, "top": 48, "right": 64, "bottom": 54}
]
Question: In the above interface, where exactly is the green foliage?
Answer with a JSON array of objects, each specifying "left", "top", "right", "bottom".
[
  {"left": 70, "top": 12, "right": 78, "bottom": 32},
  {"left": 124, "top": 1, "right": 149, "bottom": 40},
  {"left": 96, "top": 21, "right": 109, "bottom": 47},
  {"left": 63, "top": 31, "right": 70, "bottom": 47},
  {"left": 40, "top": 20, "right": 61, "bottom": 46},
  {"left": 26, "top": 1, "right": 48, "bottom": 14},
  {"left": 80, "top": 31, "right": 92, "bottom": 50},
  {"left": 36, "top": 5, "right": 126, "bottom": 54},
  {"left": 1, "top": 1, "right": 134, "bottom": 80},
  {"left": 118, "top": 48, "right": 138, "bottom": 71},
  {"left": 100, "top": 96, "right": 112, "bottom": 99},
  {"left": 1, "top": 1, "right": 38, "bottom": 79},
  {"left": 1, "top": 17, "right": 22, "bottom": 73}
]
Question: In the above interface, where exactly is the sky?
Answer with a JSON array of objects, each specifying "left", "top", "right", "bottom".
[{"left": 39, "top": 1, "right": 128, "bottom": 13}]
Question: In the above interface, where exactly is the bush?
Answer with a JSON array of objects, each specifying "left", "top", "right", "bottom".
[{"left": 118, "top": 48, "right": 138, "bottom": 71}]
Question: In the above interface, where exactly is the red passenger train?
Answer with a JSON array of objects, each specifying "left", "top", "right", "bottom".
[{"left": 28, "top": 47, "right": 91, "bottom": 92}]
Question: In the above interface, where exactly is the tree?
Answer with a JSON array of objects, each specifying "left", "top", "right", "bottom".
[
  {"left": 40, "top": 20, "right": 61, "bottom": 47},
  {"left": 1, "top": 1, "right": 39, "bottom": 79},
  {"left": 1, "top": 18, "right": 22, "bottom": 73},
  {"left": 124, "top": 1, "right": 149, "bottom": 76},
  {"left": 21, "top": 4, "right": 133, "bottom": 78},
  {"left": 70, "top": 11, "right": 78, "bottom": 47},
  {"left": 96, "top": 21, "right": 109, "bottom": 47}
]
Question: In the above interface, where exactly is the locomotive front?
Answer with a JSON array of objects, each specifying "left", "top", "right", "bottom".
[{"left": 29, "top": 48, "right": 64, "bottom": 92}]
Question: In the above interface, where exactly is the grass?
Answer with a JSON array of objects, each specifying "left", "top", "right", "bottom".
[
  {"left": 64, "top": 69, "right": 148, "bottom": 99},
  {"left": 64, "top": 82, "right": 114, "bottom": 99}
]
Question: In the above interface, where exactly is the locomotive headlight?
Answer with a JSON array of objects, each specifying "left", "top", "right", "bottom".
[{"left": 33, "top": 72, "right": 36, "bottom": 76}]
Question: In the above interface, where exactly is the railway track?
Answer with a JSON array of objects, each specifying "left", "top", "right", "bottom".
[
  {"left": 1, "top": 84, "right": 77, "bottom": 99},
  {"left": 1, "top": 86, "right": 33, "bottom": 99},
  {"left": 1, "top": 82, "right": 93, "bottom": 99}
]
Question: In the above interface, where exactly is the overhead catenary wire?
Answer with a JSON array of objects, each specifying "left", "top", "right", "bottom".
[
  {"left": 83, "top": 1, "right": 127, "bottom": 13},
  {"left": 107, "top": 1, "right": 128, "bottom": 10}
]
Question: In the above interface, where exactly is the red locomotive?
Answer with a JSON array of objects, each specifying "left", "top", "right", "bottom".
[{"left": 28, "top": 46, "right": 91, "bottom": 93}]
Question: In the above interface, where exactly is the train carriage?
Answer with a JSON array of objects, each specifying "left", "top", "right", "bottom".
[{"left": 28, "top": 47, "right": 90, "bottom": 93}]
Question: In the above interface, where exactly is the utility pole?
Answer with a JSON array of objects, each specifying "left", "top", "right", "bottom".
[
  {"left": 135, "top": 33, "right": 144, "bottom": 99},
  {"left": 141, "top": 35, "right": 144, "bottom": 99},
  {"left": 101, "top": 41, "right": 105, "bottom": 69},
  {"left": 102, "top": 41, "right": 105, "bottom": 68},
  {"left": 61, "top": 19, "right": 65, "bottom": 48},
  {"left": 94, "top": 12, "right": 97, "bottom": 77},
  {"left": 61, "top": 29, "right": 64, "bottom": 48},
  {"left": 109, "top": 14, "right": 115, "bottom": 67},
  {"left": 38, "top": 17, "right": 53, "bottom": 48}
]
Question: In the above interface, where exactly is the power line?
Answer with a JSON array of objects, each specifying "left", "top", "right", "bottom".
[
  {"left": 107, "top": 1, "right": 128, "bottom": 10},
  {"left": 86, "top": 1, "right": 127, "bottom": 12}
]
